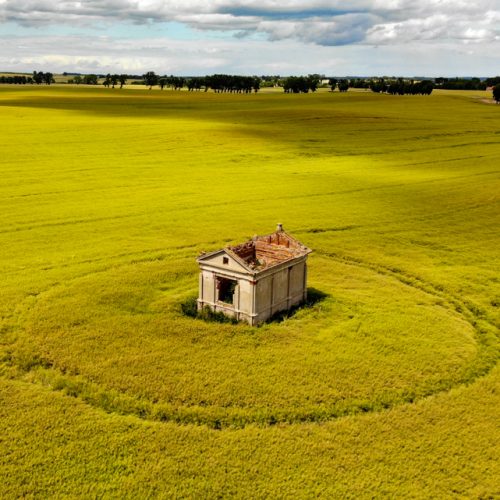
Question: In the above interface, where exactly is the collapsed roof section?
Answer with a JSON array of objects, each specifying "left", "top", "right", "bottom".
[{"left": 225, "top": 225, "right": 311, "bottom": 272}]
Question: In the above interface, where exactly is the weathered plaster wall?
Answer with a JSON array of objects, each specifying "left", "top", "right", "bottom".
[
  {"left": 197, "top": 253, "right": 308, "bottom": 326},
  {"left": 253, "top": 260, "right": 306, "bottom": 324}
]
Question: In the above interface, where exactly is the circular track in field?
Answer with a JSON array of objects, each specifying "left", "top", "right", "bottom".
[{"left": 20, "top": 251, "right": 496, "bottom": 428}]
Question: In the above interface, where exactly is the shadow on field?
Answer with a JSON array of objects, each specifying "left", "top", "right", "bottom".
[{"left": 180, "top": 287, "right": 329, "bottom": 326}]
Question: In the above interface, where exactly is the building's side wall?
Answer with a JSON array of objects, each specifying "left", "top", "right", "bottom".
[
  {"left": 289, "top": 261, "right": 307, "bottom": 306},
  {"left": 253, "top": 274, "right": 272, "bottom": 324},
  {"left": 253, "top": 260, "right": 307, "bottom": 324}
]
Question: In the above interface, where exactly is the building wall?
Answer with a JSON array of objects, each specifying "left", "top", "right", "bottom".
[
  {"left": 197, "top": 257, "right": 307, "bottom": 326},
  {"left": 204, "top": 252, "right": 248, "bottom": 274},
  {"left": 198, "top": 270, "right": 255, "bottom": 324},
  {"left": 289, "top": 261, "right": 307, "bottom": 306},
  {"left": 253, "top": 260, "right": 306, "bottom": 324}
]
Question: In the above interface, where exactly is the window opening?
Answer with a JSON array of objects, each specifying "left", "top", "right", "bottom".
[
  {"left": 217, "top": 277, "right": 237, "bottom": 305},
  {"left": 223, "top": 256, "right": 229, "bottom": 265}
]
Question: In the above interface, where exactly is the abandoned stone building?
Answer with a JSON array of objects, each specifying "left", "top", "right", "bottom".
[{"left": 196, "top": 224, "right": 312, "bottom": 325}]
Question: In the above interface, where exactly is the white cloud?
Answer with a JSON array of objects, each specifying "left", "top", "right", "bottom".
[
  {"left": 367, "top": 11, "right": 500, "bottom": 44},
  {"left": 1, "top": 1, "right": 499, "bottom": 76},
  {"left": 0, "top": 35, "right": 234, "bottom": 73},
  {"left": 1, "top": 32, "right": 498, "bottom": 76},
  {"left": 1, "top": 0, "right": 499, "bottom": 46}
]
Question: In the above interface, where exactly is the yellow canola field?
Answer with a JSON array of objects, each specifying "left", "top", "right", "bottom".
[{"left": 0, "top": 86, "right": 499, "bottom": 497}]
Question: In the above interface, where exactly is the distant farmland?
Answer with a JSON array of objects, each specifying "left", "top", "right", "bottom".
[{"left": 0, "top": 86, "right": 499, "bottom": 497}]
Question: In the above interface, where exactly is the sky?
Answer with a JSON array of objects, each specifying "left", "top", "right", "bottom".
[{"left": 0, "top": 0, "right": 499, "bottom": 76}]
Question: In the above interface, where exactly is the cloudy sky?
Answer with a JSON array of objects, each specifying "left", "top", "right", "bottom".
[{"left": 1, "top": 0, "right": 499, "bottom": 76}]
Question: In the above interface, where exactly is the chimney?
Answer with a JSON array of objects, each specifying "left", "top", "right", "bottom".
[{"left": 276, "top": 223, "right": 283, "bottom": 232}]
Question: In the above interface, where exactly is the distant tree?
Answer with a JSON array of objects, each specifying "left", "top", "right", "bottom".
[
  {"left": 328, "top": 78, "right": 338, "bottom": 92},
  {"left": 164, "top": 76, "right": 185, "bottom": 90},
  {"left": 33, "top": 71, "right": 44, "bottom": 84},
  {"left": 283, "top": 76, "right": 312, "bottom": 93},
  {"left": 85, "top": 74, "right": 98, "bottom": 85},
  {"left": 73, "top": 75, "right": 82, "bottom": 85},
  {"left": 416, "top": 80, "right": 434, "bottom": 95},
  {"left": 43, "top": 72, "right": 54, "bottom": 85},
  {"left": 486, "top": 76, "right": 500, "bottom": 88},
  {"left": 158, "top": 77, "right": 167, "bottom": 90},
  {"left": 252, "top": 77, "right": 260, "bottom": 93},
  {"left": 387, "top": 78, "right": 404, "bottom": 95},
  {"left": 338, "top": 79, "right": 349, "bottom": 92},
  {"left": 103, "top": 74, "right": 111, "bottom": 88},
  {"left": 369, "top": 78, "right": 386, "bottom": 93},
  {"left": 143, "top": 71, "right": 158, "bottom": 89},
  {"left": 307, "top": 74, "right": 320, "bottom": 92},
  {"left": 176, "top": 76, "right": 185, "bottom": 90},
  {"left": 493, "top": 84, "right": 500, "bottom": 103},
  {"left": 110, "top": 74, "right": 119, "bottom": 89},
  {"left": 119, "top": 74, "right": 127, "bottom": 89},
  {"left": 350, "top": 78, "right": 369, "bottom": 89},
  {"left": 187, "top": 77, "right": 205, "bottom": 91}
]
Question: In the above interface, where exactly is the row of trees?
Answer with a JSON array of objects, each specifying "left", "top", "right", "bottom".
[
  {"left": 433, "top": 77, "right": 500, "bottom": 91},
  {"left": 0, "top": 71, "right": 58, "bottom": 85},
  {"left": 97, "top": 71, "right": 500, "bottom": 103},
  {"left": 2, "top": 71, "right": 498, "bottom": 102},
  {"left": 160, "top": 76, "right": 185, "bottom": 90},
  {"left": 33, "top": 71, "right": 54, "bottom": 84},
  {"left": 70, "top": 74, "right": 99, "bottom": 85},
  {"left": 283, "top": 75, "right": 320, "bottom": 93},
  {"left": 205, "top": 74, "right": 260, "bottom": 93},
  {"left": 328, "top": 78, "right": 350, "bottom": 92},
  {"left": 0, "top": 75, "right": 33, "bottom": 84},
  {"left": 370, "top": 78, "right": 434, "bottom": 95},
  {"left": 325, "top": 77, "right": 434, "bottom": 95},
  {"left": 104, "top": 73, "right": 430, "bottom": 95},
  {"left": 142, "top": 72, "right": 261, "bottom": 93},
  {"left": 102, "top": 74, "right": 128, "bottom": 89},
  {"left": 486, "top": 77, "right": 500, "bottom": 88},
  {"left": 186, "top": 77, "right": 206, "bottom": 91},
  {"left": 435, "top": 77, "right": 487, "bottom": 91}
]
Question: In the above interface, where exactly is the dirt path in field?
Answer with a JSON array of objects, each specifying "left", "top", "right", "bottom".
[{"left": 479, "top": 98, "right": 498, "bottom": 105}]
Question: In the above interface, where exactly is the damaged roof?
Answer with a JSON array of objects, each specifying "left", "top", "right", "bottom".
[{"left": 198, "top": 225, "right": 311, "bottom": 273}]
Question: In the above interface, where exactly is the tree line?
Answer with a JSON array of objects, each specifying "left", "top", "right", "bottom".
[
  {"left": 486, "top": 77, "right": 500, "bottom": 88},
  {"left": 1, "top": 70, "right": 499, "bottom": 102},
  {"left": 69, "top": 74, "right": 99, "bottom": 85},
  {"left": 0, "top": 75, "right": 33, "bottom": 84},
  {"left": 0, "top": 71, "right": 54, "bottom": 84},
  {"left": 141, "top": 72, "right": 261, "bottom": 93},
  {"left": 102, "top": 74, "right": 128, "bottom": 89},
  {"left": 435, "top": 77, "right": 487, "bottom": 91},
  {"left": 369, "top": 78, "right": 434, "bottom": 95},
  {"left": 32, "top": 71, "right": 55, "bottom": 84},
  {"left": 283, "top": 75, "right": 319, "bottom": 93},
  {"left": 325, "top": 77, "right": 433, "bottom": 95},
  {"left": 328, "top": 79, "right": 350, "bottom": 92}
]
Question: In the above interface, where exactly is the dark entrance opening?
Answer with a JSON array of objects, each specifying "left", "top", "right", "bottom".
[{"left": 217, "top": 277, "right": 237, "bottom": 305}]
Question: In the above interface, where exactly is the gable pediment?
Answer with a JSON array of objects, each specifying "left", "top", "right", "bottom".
[{"left": 197, "top": 249, "right": 251, "bottom": 274}]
